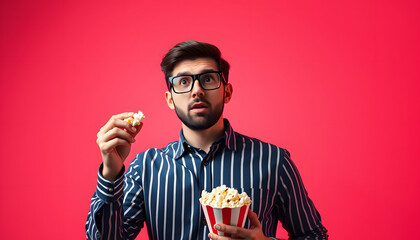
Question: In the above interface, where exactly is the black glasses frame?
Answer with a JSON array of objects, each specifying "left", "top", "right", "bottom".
[{"left": 168, "top": 71, "right": 225, "bottom": 94}]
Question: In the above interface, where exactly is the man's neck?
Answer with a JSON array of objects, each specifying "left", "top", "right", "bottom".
[{"left": 182, "top": 118, "right": 225, "bottom": 153}]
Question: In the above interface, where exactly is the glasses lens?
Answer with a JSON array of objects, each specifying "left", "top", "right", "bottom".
[
  {"left": 172, "top": 76, "right": 193, "bottom": 93},
  {"left": 199, "top": 72, "right": 220, "bottom": 90}
]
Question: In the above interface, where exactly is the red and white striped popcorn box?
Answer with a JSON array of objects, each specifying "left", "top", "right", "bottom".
[{"left": 200, "top": 203, "right": 251, "bottom": 237}]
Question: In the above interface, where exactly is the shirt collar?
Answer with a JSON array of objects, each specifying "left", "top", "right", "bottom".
[
  {"left": 223, "top": 119, "right": 237, "bottom": 152},
  {"left": 173, "top": 119, "right": 238, "bottom": 160}
]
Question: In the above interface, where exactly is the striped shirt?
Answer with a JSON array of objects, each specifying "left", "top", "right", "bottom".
[{"left": 86, "top": 119, "right": 328, "bottom": 239}]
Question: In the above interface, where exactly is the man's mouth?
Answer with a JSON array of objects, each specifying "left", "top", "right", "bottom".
[{"left": 190, "top": 102, "right": 208, "bottom": 110}]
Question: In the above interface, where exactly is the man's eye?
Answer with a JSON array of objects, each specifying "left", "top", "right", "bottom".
[
  {"left": 178, "top": 78, "right": 189, "bottom": 85},
  {"left": 201, "top": 74, "right": 215, "bottom": 83}
]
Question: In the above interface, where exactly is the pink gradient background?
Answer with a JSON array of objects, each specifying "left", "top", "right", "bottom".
[{"left": 1, "top": 1, "right": 419, "bottom": 239}]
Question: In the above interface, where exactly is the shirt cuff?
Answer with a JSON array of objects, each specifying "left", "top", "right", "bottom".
[{"left": 95, "top": 164, "right": 125, "bottom": 203}]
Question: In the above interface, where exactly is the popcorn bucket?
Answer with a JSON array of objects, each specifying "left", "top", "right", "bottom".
[{"left": 200, "top": 203, "right": 251, "bottom": 237}]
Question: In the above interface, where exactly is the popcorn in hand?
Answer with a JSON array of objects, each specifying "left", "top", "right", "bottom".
[{"left": 124, "top": 110, "right": 145, "bottom": 126}]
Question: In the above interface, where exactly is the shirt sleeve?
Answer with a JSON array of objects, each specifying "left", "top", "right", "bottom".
[
  {"left": 276, "top": 149, "right": 328, "bottom": 239},
  {"left": 85, "top": 158, "right": 146, "bottom": 240}
]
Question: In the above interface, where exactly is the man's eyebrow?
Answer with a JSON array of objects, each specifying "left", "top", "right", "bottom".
[{"left": 174, "top": 69, "right": 218, "bottom": 77}]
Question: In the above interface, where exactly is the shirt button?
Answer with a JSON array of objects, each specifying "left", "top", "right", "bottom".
[
  {"left": 108, "top": 187, "right": 113, "bottom": 192},
  {"left": 95, "top": 232, "right": 101, "bottom": 239},
  {"left": 202, "top": 160, "right": 209, "bottom": 166},
  {"left": 202, "top": 218, "right": 207, "bottom": 225}
]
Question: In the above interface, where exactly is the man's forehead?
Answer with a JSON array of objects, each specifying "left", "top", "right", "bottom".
[{"left": 172, "top": 58, "right": 218, "bottom": 76}]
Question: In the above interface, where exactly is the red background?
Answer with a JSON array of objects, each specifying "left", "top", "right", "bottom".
[{"left": 1, "top": 1, "right": 419, "bottom": 239}]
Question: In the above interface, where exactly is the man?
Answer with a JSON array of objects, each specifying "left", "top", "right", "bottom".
[{"left": 86, "top": 40, "right": 328, "bottom": 239}]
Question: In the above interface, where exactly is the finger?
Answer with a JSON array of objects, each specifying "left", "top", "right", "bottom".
[
  {"left": 99, "top": 138, "right": 130, "bottom": 154},
  {"left": 99, "top": 127, "right": 136, "bottom": 143},
  {"left": 214, "top": 224, "right": 249, "bottom": 238},
  {"left": 131, "top": 122, "right": 144, "bottom": 138},
  {"left": 98, "top": 127, "right": 136, "bottom": 145},
  {"left": 112, "top": 111, "right": 135, "bottom": 119},
  {"left": 208, "top": 232, "right": 240, "bottom": 240},
  {"left": 98, "top": 112, "right": 136, "bottom": 136},
  {"left": 247, "top": 210, "right": 261, "bottom": 229},
  {"left": 99, "top": 117, "right": 137, "bottom": 138}
]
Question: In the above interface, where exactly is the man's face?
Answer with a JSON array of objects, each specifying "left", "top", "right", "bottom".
[{"left": 165, "top": 58, "right": 231, "bottom": 130}]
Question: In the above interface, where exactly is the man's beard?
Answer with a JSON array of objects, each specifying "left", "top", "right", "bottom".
[{"left": 173, "top": 97, "right": 224, "bottom": 130}]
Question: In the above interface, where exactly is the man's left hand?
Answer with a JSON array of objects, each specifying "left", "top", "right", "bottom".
[{"left": 208, "top": 210, "right": 271, "bottom": 240}]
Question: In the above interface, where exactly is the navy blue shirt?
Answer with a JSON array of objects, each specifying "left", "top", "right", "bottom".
[{"left": 86, "top": 119, "right": 328, "bottom": 239}]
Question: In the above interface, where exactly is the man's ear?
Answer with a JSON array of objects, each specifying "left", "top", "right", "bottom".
[
  {"left": 224, "top": 83, "right": 233, "bottom": 103},
  {"left": 165, "top": 91, "right": 175, "bottom": 109}
]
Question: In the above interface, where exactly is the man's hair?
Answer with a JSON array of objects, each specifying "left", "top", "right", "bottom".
[{"left": 160, "top": 40, "right": 230, "bottom": 89}]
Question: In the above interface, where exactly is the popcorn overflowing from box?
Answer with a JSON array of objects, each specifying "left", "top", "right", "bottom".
[{"left": 200, "top": 185, "right": 251, "bottom": 236}]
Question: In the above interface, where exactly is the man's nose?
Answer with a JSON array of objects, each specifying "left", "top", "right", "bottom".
[{"left": 191, "top": 79, "right": 205, "bottom": 98}]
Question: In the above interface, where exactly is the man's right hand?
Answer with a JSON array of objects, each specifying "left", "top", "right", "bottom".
[{"left": 96, "top": 112, "right": 143, "bottom": 181}]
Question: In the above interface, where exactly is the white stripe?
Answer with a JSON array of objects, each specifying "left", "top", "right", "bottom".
[
  {"left": 259, "top": 142, "right": 263, "bottom": 189},
  {"left": 284, "top": 157, "right": 313, "bottom": 231},
  {"left": 257, "top": 141, "right": 263, "bottom": 218},
  {"left": 101, "top": 202, "right": 105, "bottom": 238},
  {"left": 240, "top": 136, "right": 245, "bottom": 189},
  {"left": 261, "top": 144, "right": 272, "bottom": 229},
  {"left": 114, "top": 209, "right": 118, "bottom": 240},
  {"left": 124, "top": 156, "right": 143, "bottom": 215},
  {"left": 97, "top": 178, "right": 109, "bottom": 190},
  {"left": 286, "top": 154, "right": 320, "bottom": 226},
  {"left": 171, "top": 144, "right": 177, "bottom": 240},
  {"left": 190, "top": 151, "right": 198, "bottom": 179},
  {"left": 179, "top": 157, "right": 186, "bottom": 240},
  {"left": 147, "top": 150, "right": 158, "bottom": 240},
  {"left": 240, "top": 205, "right": 250, "bottom": 229},
  {"left": 123, "top": 177, "right": 139, "bottom": 215},
  {"left": 250, "top": 139, "right": 254, "bottom": 188},
  {"left": 213, "top": 208, "right": 224, "bottom": 236},
  {"left": 233, "top": 132, "right": 236, "bottom": 151},
  {"left": 108, "top": 202, "right": 113, "bottom": 240},
  {"left": 277, "top": 191, "right": 286, "bottom": 213},
  {"left": 267, "top": 147, "right": 281, "bottom": 233},
  {"left": 220, "top": 150, "right": 225, "bottom": 184},
  {"left": 98, "top": 170, "right": 112, "bottom": 183},
  {"left": 113, "top": 183, "right": 124, "bottom": 197},
  {"left": 248, "top": 139, "right": 255, "bottom": 229},
  {"left": 97, "top": 187, "right": 114, "bottom": 197},
  {"left": 283, "top": 165, "right": 304, "bottom": 233},
  {"left": 231, "top": 207, "right": 240, "bottom": 227},
  {"left": 201, "top": 204, "right": 212, "bottom": 234},
  {"left": 189, "top": 170, "right": 194, "bottom": 238},
  {"left": 280, "top": 176, "right": 296, "bottom": 233},
  {"left": 154, "top": 151, "right": 164, "bottom": 240},
  {"left": 230, "top": 151, "right": 234, "bottom": 187},
  {"left": 225, "top": 130, "right": 231, "bottom": 148},
  {"left": 175, "top": 139, "right": 182, "bottom": 157},
  {"left": 190, "top": 148, "right": 202, "bottom": 238},
  {"left": 163, "top": 154, "right": 170, "bottom": 239},
  {"left": 129, "top": 201, "right": 144, "bottom": 220},
  {"left": 194, "top": 148, "right": 204, "bottom": 186}
]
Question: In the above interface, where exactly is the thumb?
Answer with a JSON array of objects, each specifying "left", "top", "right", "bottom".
[
  {"left": 132, "top": 122, "right": 144, "bottom": 137},
  {"left": 248, "top": 210, "right": 262, "bottom": 229}
]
